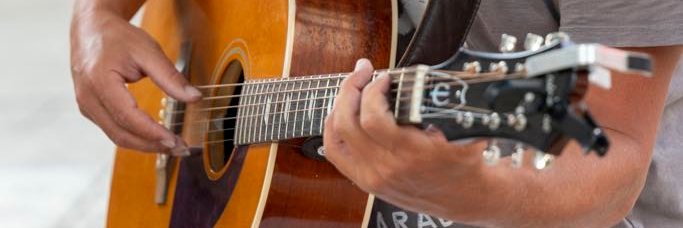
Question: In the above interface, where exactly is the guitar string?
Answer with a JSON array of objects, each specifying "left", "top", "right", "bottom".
[
  {"left": 167, "top": 94, "right": 412, "bottom": 126},
  {"left": 164, "top": 73, "right": 524, "bottom": 126},
  {"left": 164, "top": 72, "right": 524, "bottom": 145},
  {"left": 199, "top": 101, "right": 497, "bottom": 146},
  {"left": 168, "top": 73, "right": 519, "bottom": 115},
  {"left": 183, "top": 101, "right": 491, "bottom": 139},
  {"left": 190, "top": 68, "right": 481, "bottom": 90},
  {"left": 192, "top": 71, "right": 508, "bottom": 101},
  {"left": 186, "top": 117, "right": 326, "bottom": 136},
  {"left": 199, "top": 102, "right": 491, "bottom": 147}
]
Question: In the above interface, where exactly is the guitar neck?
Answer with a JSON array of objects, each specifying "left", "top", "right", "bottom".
[
  {"left": 233, "top": 72, "right": 366, "bottom": 145},
  {"left": 232, "top": 65, "right": 431, "bottom": 145}
]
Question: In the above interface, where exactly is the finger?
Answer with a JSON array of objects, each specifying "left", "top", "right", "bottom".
[
  {"left": 82, "top": 89, "right": 188, "bottom": 156},
  {"left": 324, "top": 112, "right": 380, "bottom": 189},
  {"left": 322, "top": 112, "right": 351, "bottom": 168},
  {"left": 133, "top": 41, "right": 201, "bottom": 103},
  {"left": 359, "top": 73, "right": 406, "bottom": 149},
  {"left": 93, "top": 73, "right": 188, "bottom": 151},
  {"left": 332, "top": 58, "right": 375, "bottom": 145}
]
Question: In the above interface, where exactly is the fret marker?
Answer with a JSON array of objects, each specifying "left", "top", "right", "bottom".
[
  {"left": 284, "top": 95, "right": 291, "bottom": 120},
  {"left": 307, "top": 95, "right": 315, "bottom": 119},
  {"left": 264, "top": 96, "right": 271, "bottom": 124},
  {"left": 327, "top": 96, "right": 334, "bottom": 114}
]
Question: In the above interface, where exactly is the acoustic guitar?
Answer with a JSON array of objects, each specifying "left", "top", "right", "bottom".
[{"left": 106, "top": 0, "right": 652, "bottom": 227}]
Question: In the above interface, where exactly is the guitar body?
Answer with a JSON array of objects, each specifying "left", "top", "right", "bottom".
[
  {"left": 107, "top": 0, "right": 397, "bottom": 228},
  {"left": 104, "top": 0, "right": 631, "bottom": 227}
]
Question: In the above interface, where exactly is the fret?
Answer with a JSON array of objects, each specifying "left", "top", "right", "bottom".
[
  {"left": 252, "top": 81, "right": 261, "bottom": 143},
  {"left": 263, "top": 79, "right": 277, "bottom": 141},
  {"left": 266, "top": 80, "right": 276, "bottom": 142},
  {"left": 394, "top": 68, "right": 406, "bottom": 118},
  {"left": 239, "top": 82, "right": 254, "bottom": 145},
  {"left": 257, "top": 80, "right": 269, "bottom": 143},
  {"left": 244, "top": 82, "right": 256, "bottom": 144},
  {"left": 235, "top": 83, "right": 244, "bottom": 144},
  {"left": 283, "top": 81, "right": 292, "bottom": 139},
  {"left": 302, "top": 79, "right": 313, "bottom": 136},
  {"left": 318, "top": 76, "right": 332, "bottom": 135},
  {"left": 293, "top": 80, "right": 304, "bottom": 138},
  {"left": 310, "top": 76, "right": 322, "bottom": 136},
  {"left": 331, "top": 76, "right": 342, "bottom": 113},
  {"left": 271, "top": 80, "right": 283, "bottom": 141},
  {"left": 248, "top": 81, "right": 261, "bottom": 143}
]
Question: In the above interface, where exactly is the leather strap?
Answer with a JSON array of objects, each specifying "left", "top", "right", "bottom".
[
  {"left": 397, "top": 0, "right": 482, "bottom": 67},
  {"left": 542, "top": 0, "right": 560, "bottom": 25}
]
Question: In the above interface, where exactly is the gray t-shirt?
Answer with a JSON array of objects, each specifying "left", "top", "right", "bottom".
[{"left": 372, "top": 0, "right": 683, "bottom": 227}]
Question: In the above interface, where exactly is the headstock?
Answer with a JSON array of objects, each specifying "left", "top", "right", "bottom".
[{"left": 388, "top": 33, "right": 652, "bottom": 169}]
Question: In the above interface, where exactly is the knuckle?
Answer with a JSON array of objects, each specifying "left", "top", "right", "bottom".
[
  {"left": 360, "top": 114, "right": 381, "bottom": 132},
  {"left": 108, "top": 132, "right": 130, "bottom": 148},
  {"left": 340, "top": 77, "right": 354, "bottom": 90},
  {"left": 363, "top": 173, "right": 389, "bottom": 193}
]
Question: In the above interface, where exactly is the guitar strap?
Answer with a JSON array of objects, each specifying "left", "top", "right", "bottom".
[
  {"left": 542, "top": 0, "right": 561, "bottom": 26},
  {"left": 371, "top": 0, "right": 481, "bottom": 225},
  {"left": 396, "top": 0, "right": 482, "bottom": 67}
]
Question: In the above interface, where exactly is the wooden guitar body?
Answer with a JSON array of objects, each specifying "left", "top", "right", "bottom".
[
  {"left": 104, "top": 0, "right": 641, "bottom": 227},
  {"left": 108, "top": 0, "right": 396, "bottom": 227}
]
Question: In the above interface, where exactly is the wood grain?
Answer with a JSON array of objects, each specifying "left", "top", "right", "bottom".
[{"left": 107, "top": 0, "right": 394, "bottom": 227}]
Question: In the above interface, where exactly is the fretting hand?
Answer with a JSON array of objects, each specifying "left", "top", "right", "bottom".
[{"left": 323, "top": 59, "right": 492, "bottom": 220}]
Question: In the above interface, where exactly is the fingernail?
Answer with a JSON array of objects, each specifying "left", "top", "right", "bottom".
[
  {"left": 160, "top": 139, "right": 176, "bottom": 148},
  {"left": 354, "top": 59, "right": 370, "bottom": 72},
  {"left": 185, "top": 86, "right": 202, "bottom": 98},
  {"left": 425, "top": 124, "right": 440, "bottom": 133},
  {"left": 171, "top": 146, "right": 190, "bottom": 157}
]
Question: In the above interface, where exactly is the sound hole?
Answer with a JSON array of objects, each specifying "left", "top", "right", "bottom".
[{"left": 206, "top": 61, "right": 244, "bottom": 173}]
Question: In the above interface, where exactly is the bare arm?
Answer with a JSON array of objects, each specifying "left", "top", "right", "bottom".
[
  {"left": 70, "top": 0, "right": 200, "bottom": 156},
  {"left": 470, "top": 46, "right": 683, "bottom": 228},
  {"left": 73, "top": 0, "right": 146, "bottom": 20},
  {"left": 324, "top": 46, "right": 683, "bottom": 228}
]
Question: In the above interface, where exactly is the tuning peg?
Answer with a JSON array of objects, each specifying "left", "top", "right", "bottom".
[
  {"left": 515, "top": 63, "right": 526, "bottom": 73},
  {"left": 483, "top": 113, "right": 501, "bottom": 130},
  {"left": 513, "top": 113, "right": 527, "bottom": 131},
  {"left": 489, "top": 61, "right": 509, "bottom": 74},
  {"left": 511, "top": 144, "right": 525, "bottom": 168},
  {"left": 158, "top": 109, "right": 166, "bottom": 119},
  {"left": 544, "top": 32, "right": 570, "bottom": 46},
  {"left": 161, "top": 97, "right": 167, "bottom": 106},
  {"left": 483, "top": 140, "right": 501, "bottom": 166},
  {"left": 524, "top": 33, "right": 544, "bottom": 51},
  {"left": 463, "top": 61, "right": 482, "bottom": 73},
  {"left": 533, "top": 151, "right": 555, "bottom": 170},
  {"left": 499, "top": 34, "right": 518, "bottom": 53}
]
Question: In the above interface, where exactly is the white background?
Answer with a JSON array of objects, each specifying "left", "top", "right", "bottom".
[{"left": 0, "top": 0, "right": 138, "bottom": 227}]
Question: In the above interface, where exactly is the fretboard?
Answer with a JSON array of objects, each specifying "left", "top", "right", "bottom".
[{"left": 234, "top": 74, "right": 347, "bottom": 145}]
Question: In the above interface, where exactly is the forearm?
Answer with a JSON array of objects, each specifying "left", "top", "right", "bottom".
[
  {"left": 469, "top": 133, "right": 646, "bottom": 228},
  {"left": 454, "top": 46, "right": 683, "bottom": 228}
]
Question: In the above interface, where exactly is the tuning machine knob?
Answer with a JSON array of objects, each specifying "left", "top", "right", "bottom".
[
  {"left": 499, "top": 34, "right": 518, "bottom": 53},
  {"left": 511, "top": 144, "right": 525, "bottom": 168},
  {"left": 483, "top": 140, "right": 501, "bottom": 166},
  {"left": 533, "top": 151, "right": 555, "bottom": 170},
  {"left": 544, "top": 32, "right": 570, "bottom": 46},
  {"left": 524, "top": 33, "right": 544, "bottom": 51},
  {"left": 463, "top": 61, "right": 482, "bottom": 74}
]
